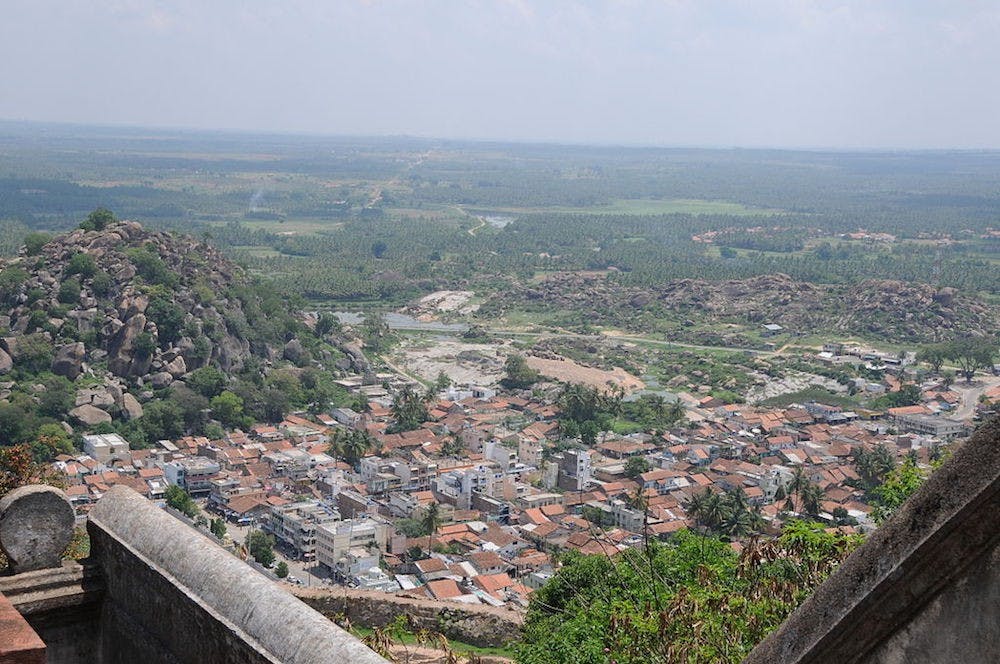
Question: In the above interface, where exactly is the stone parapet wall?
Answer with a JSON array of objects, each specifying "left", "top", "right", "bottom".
[
  {"left": 89, "top": 485, "right": 389, "bottom": 664},
  {"left": 294, "top": 587, "right": 524, "bottom": 648}
]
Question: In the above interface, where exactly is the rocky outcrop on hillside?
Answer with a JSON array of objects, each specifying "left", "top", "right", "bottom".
[
  {"left": 836, "top": 279, "right": 995, "bottom": 341},
  {"left": 0, "top": 221, "right": 272, "bottom": 423},
  {"left": 484, "top": 272, "right": 999, "bottom": 343}
]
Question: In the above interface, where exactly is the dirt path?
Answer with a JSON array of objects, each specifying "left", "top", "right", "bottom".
[
  {"left": 366, "top": 152, "right": 429, "bottom": 208},
  {"left": 467, "top": 215, "right": 486, "bottom": 236}
]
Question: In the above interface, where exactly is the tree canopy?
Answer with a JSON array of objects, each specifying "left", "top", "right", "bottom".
[{"left": 517, "top": 526, "right": 860, "bottom": 664}]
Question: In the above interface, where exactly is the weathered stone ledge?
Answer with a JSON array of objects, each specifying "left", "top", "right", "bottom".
[
  {"left": 0, "top": 561, "right": 104, "bottom": 617},
  {"left": 90, "top": 485, "right": 389, "bottom": 664},
  {"left": 294, "top": 586, "right": 524, "bottom": 648},
  {"left": 0, "top": 589, "right": 46, "bottom": 664}
]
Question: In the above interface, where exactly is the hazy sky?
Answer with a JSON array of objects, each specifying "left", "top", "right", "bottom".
[{"left": 2, "top": 1, "right": 999, "bottom": 148}]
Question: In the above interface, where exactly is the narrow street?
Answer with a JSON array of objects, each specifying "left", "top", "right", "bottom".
[{"left": 950, "top": 374, "right": 1000, "bottom": 421}]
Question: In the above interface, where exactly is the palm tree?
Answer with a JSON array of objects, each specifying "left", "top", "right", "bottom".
[
  {"left": 665, "top": 400, "right": 685, "bottom": 425},
  {"left": 853, "top": 444, "right": 896, "bottom": 493},
  {"left": 685, "top": 487, "right": 712, "bottom": 528},
  {"left": 701, "top": 492, "right": 731, "bottom": 532},
  {"left": 422, "top": 502, "right": 442, "bottom": 554},
  {"left": 721, "top": 508, "right": 754, "bottom": 538},
  {"left": 330, "top": 429, "right": 370, "bottom": 467},
  {"left": 725, "top": 486, "right": 749, "bottom": 514},
  {"left": 341, "top": 430, "right": 371, "bottom": 466},
  {"left": 787, "top": 466, "right": 808, "bottom": 511},
  {"left": 800, "top": 483, "right": 825, "bottom": 518}
]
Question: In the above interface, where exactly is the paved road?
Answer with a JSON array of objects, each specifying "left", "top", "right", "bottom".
[
  {"left": 225, "top": 520, "right": 333, "bottom": 589},
  {"left": 950, "top": 374, "right": 1000, "bottom": 421}
]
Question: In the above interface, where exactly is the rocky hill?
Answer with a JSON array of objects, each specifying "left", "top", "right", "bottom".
[
  {"left": 0, "top": 220, "right": 288, "bottom": 426},
  {"left": 484, "top": 272, "right": 999, "bottom": 344}
]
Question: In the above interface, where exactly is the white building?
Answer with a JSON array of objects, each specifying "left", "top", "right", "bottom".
[
  {"left": 82, "top": 433, "right": 130, "bottom": 464},
  {"left": 162, "top": 457, "right": 222, "bottom": 495},
  {"left": 354, "top": 566, "right": 399, "bottom": 593},
  {"left": 315, "top": 518, "right": 388, "bottom": 572}
]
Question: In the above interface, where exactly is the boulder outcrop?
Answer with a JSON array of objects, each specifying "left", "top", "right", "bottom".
[
  {"left": 69, "top": 404, "right": 112, "bottom": 426},
  {"left": 0, "top": 220, "right": 273, "bottom": 394},
  {"left": 51, "top": 342, "right": 86, "bottom": 380}
]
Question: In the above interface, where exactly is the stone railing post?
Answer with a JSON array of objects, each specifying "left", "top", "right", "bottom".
[
  {"left": 0, "top": 485, "right": 75, "bottom": 575},
  {"left": 0, "top": 484, "right": 75, "bottom": 664}
]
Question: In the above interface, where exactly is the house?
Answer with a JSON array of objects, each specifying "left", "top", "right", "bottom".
[
  {"left": 82, "top": 434, "right": 130, "bottom": 464},
  {"left": 330, "top": 408, "right": 361, "bottom": 427},
  {"left": 413, "top": 557, "right": 451, "bottom": 583},
  {"left": 424, "top": 578, "right": 468, "bottom": 601},
  {"left": 762, "top": 323, "right": 784, "bottom": 337},
  {"left": 472, "top": 572, "right": 515, "bottom": 600},
  {"left": 468, "top": 550, "right": 509, "bottom": 576}
]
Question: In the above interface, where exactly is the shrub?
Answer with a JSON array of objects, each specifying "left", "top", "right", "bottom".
[
  {"left": 79, "top": 207, "right": 116, "bottom": 232},
  {"left": 23, "top": 232, "right": 51, "bottom": 256},
  {"left": 65, "top": 252, "right": 98, "bottom": 278},
  {"left": 58, "top": 278, "right": 81, "bottom": 304}
]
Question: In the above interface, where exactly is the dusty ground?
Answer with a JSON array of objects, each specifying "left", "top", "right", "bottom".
[
  {"left": 393, "top": 339, "right": 507, "bottom": 386},
  {"left": 744, "top": 370, "right": 847, "bottom": 404},
  {"left": 405, "top": 290, "right": 479, "bottom": 320},
  {"left": 525, "top": 355, "right": 645, "bottom": 393}
]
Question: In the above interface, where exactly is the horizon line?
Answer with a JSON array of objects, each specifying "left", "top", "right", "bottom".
[{"left": 2, "top": 118, "right": 999, "bottom": 155}]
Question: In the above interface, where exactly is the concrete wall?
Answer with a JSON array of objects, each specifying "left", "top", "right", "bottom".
[
  {"left": 745, "top": 416, "right": 1000, "bottom": 664},
  {"left": 864, "top": 544, "right": 999, "bottom": 664},
  {"left": 294, "top": 587, "right": 523, "bottom": 648},
  {"left": 0, "top": 563, "right": 104, "bottom": 664},
  {"left": 88, "top": 485, "right": 389, "bottom": 664}
]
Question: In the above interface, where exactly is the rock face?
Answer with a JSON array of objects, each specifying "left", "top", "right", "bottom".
[
  {"left": 150, "top": 372, "right": 173, "bottom": 389},
  {"left": 485, "top": 272, "right": 1000, "bottom": 344},
  {"left": 70, "top": 403, "right": 112, "bottom": 426},
  {"left": 165, "top": 355, "right": 187, "bottom": 378},
  {"left": 121, "top": 392, "right": 144, "bottom": 420},
  {"left": 108, "top": 312, "right": 147, "bottom": 376},
  {"left": 0, "top": 220, "right": 270, "bottom": 393},
  {"left": 51, "top": 342, "right": 86, "bottom": 380},
  {"left": 283, "top": 338, "right": 305, "bottom": 363}
]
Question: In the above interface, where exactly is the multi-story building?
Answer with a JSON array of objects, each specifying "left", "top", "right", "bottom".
[
  {"left": 896, "top": 414, "right": 967, "bottom": 440},
  {"left": 163, "top": 457, "right": 222, "bottom": 496},
  {"left": 262, "top": 448, "right": 314, "bottom": 480},
  {"left": 517, "top": 437, "right": 543, "bottom": 468},
  {"left": 330, "top": 407, "right": 362, "bottom": 427},
  {"left": 82, "top": 434, "right": 130, "bottom": 464},
  {"left": 435, "top": 465, "right": 494, "bottom": 509},
  {"left": 555, "top": 448, "right": 591, "bottom": 491},
  {"left": 263, "top": 500, "right": 341, "bottom": 561},
  {"left": 315, "top": 518, "right": 388, "bottom": 573},
  {"left": 484, "top": 441, "right": 517, "bottom": 473}
]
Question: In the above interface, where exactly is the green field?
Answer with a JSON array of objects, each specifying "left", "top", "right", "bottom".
[{"left": 475, "top": 198, "right": 783, "bottom": 216}]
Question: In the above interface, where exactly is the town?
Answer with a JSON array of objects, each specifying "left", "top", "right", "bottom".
[{"left": 47, "top": 337, "right": 999, "bottom": 613}]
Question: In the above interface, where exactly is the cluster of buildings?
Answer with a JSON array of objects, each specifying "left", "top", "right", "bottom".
[{"left": 46, "top": 353, "right": 990, "bottom": 611}]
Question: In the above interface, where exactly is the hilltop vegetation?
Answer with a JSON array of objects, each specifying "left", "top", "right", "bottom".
[
  {"left": 0, "top": 210, "right": 353, "bottom": 457},
  {"left": 518, "top": 525, "right": 860, "bottom": 664}
]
